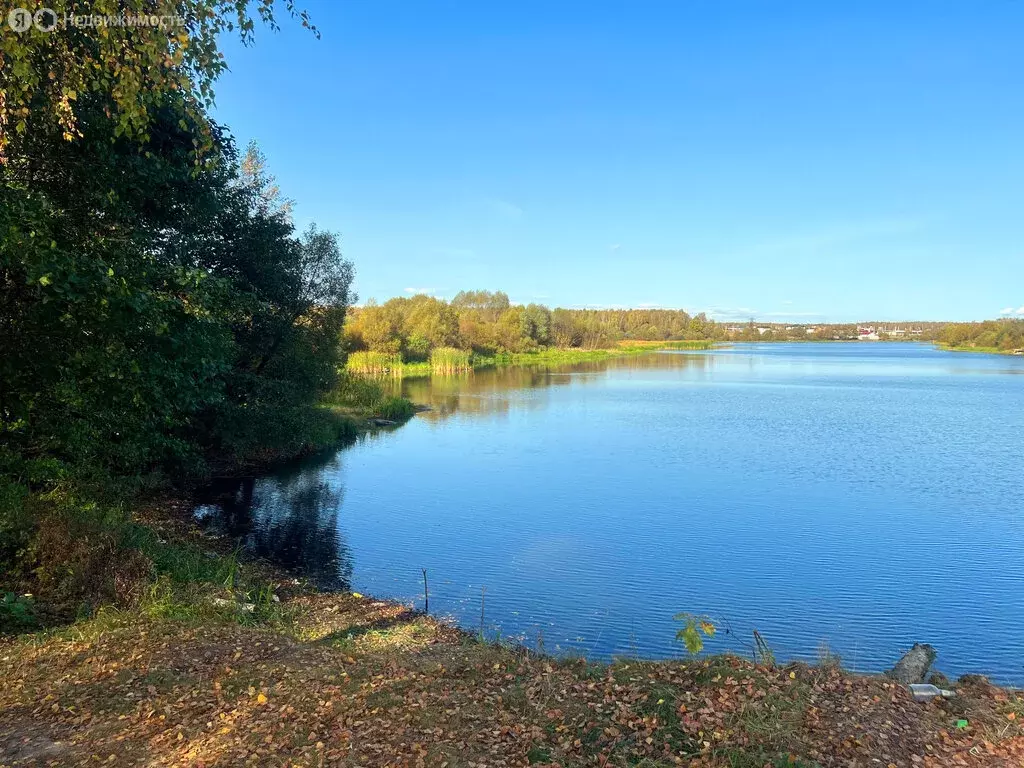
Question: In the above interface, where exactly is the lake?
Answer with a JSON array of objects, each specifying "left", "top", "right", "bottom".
[{"left": 194, "top": 343, "right": 1024, "bottom": 683}]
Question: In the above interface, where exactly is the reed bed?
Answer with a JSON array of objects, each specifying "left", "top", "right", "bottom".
[
  {"left": 659, "top": 340, "right": 714, "bottom": 350},
  {"left": 429, "top": 347, "right": 472, "bottom": 374},
  {"left": 617, "top": 339, "right": 714, "bottom": 350},
  {"left": 347, "top": 350, "right": 403, "bottom": 377}
]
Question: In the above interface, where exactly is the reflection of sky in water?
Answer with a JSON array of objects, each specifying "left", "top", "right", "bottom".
[{"left": 193, "top": 344, "right": 1024, "bottom": 683}]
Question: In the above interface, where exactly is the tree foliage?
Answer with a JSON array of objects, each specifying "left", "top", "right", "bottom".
[
  {"left": 0, "top": 0, "right": 317, "bottom": 157},
  {"left": 0, "top": 0, "right": 350, "bottom": 507},
  {"left": 345, "top": 291, "right": 724, "bottom": 359},
  {"left": 938, "top": 319, "right": 1024, "bottom": 351},
  {"left": 1, "top": 107, "right": 352, "bottom": 480}
]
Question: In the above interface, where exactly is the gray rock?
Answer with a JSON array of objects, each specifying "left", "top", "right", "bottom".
[{"left": 887, "top": 643, "right": 937, "bottom": 684}]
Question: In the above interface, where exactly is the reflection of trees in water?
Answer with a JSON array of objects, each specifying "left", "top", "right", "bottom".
[
  {"left": 194, "top": 452, "right": 352, "bottom": 590},
  {"left": 398, "top": 352, "right": 713, "bottom": 421}
]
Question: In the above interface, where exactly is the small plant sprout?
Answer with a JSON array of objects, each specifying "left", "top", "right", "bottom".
[{"left": 673, "top": 612, "right": 716, "bottom": 655}]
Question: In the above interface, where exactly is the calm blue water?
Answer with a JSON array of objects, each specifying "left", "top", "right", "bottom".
[{"left": 195, "top": 344, "right": 1024, "bottom": 683}]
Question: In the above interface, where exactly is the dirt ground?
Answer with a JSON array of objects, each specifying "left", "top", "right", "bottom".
[{"left": 3, "top": 589, "right": 1024, "bottom": 767}]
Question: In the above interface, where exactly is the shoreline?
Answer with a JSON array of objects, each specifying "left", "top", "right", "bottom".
[
  {"left": 5, "top": 484, "right": 1024, "bottom": 766},
  {"left": 5, "top": 363, "right": 1024, "bottom": 765},
  {"left": 350, "top": 341, "right": 717, "bottom": 379},
  {"left": 346, "top": 339, "right": 1024, "bottom": 384},
  {"left": 938, "top": 342, "right": 1024, "bottom": 356}
]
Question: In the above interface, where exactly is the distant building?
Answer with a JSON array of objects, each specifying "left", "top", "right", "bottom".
[{"left": 857, "top": 326, "right": 879, "bottom": 341}]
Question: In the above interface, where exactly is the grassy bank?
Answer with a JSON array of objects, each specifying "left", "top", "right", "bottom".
[
  {"left": 4, "top": 398, "right": 1024, "bottom": 765},
  {"left": 7, "top": 365, "right": 1022, "bottom": 766},
  {"left": 0, "top": 373, "right": 416, "bottom": 635},
  {"left": 322, "top": 371, "right": 418, "bottom": 422},
  {"left": 4, "top": 536, "right": 1024, "bottom": 767},
  {"left": 617, "top": 339, "right": 718, "bottom": 351},
  {"left": 348, "top": 340, "right": 717, "bottom": 380},
  {"left": 938, "top": 343, "right": 1024, "bottom": 356}
]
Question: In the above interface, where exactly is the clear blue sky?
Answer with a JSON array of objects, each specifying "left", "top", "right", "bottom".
[{"left": 213, "top": 0, "right": 1024, "bottom": 322}]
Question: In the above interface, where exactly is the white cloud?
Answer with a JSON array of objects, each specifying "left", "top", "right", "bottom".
[
  {"left": 609, "top": 243, "right": 622, "bottom": 252},
  {"left": 999, "top": 306, "right": 1024, "bottom": 316},
  {"left": 637, "top": 302, "right": 664, "bottom": 308},
  {"left": 404, "top": 287, "right": 433, "bottom": 295}
]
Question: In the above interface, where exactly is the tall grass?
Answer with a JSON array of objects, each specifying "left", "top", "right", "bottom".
[
  {"left": 347, "top": 350, "right": 403, "bottom": 376},
  {"left": 324, "top": 371, "right": 388, "bottom": 408},
  {"left": 659, "top": 340, "right": 714, "bottom": 350},
  {"left": 618, "top": 339, "right": 714, "bottom": 350},
  {"left": 350, "top": 341, "right": 714, "bottom": 380},
  {"left": 374, "top": 397, "right": 417, "bottom": 421},
  {"left": 429, "top": 347, "right": 472, "bottom": 375},
  {"left": 324, "top": 372, "right": 417, "bottom": 422}
]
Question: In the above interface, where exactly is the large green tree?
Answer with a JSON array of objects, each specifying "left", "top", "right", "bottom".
[{"left": 0, "top": 0, "right": 316, "bottom": 157}]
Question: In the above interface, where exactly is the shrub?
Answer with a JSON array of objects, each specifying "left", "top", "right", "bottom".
[
  {"left": 374, "top": 396, "right": 416, "bottom": 421},
  {"left": 0, "top": 592, "right": 37, "bottom": 633},
  {"left": 30, "top": 504, "right": 154, "bottom": 611},
  {"left": 0, "top": 478, "right": 32, "bottom": 573},
  {"left": 324, "top": 370, "right": 387, "bottom": 408},
  {"left": 325, "top": 372, "right": 416, "bottom": 422}
]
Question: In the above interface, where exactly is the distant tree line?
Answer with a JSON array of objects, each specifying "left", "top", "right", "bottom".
[
  {"left": 343, "top": 291, "right": 724, "bottom": 359},
  {"left": 344, "top": 297, "right": 981, "bottom": 358},
  {"left": 938, "top": 319, "right": 1024, "bottom": 351}
]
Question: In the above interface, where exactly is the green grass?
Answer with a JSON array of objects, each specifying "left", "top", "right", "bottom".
[
  {"left": 345, "top": 341, "right": 719, "bottom": 379},
  {"left": 619, "top": 339, "right": 715, "bottom": 350},
  {"left": 373, "top": 396, "right": 416, "bottom": 421},
  {"left": 347, "top": 350, "right": 403, "bottom": 376},
  {"left": 658, "top": 340, "right": 715, "bottom": 350},
  {"left": 477, "top": 348, "right": 627, "bottom": 367},
  {"left": 939, "top": 343, "right": 1022, "bottom": 356},
  {"left": 323, "top": 370, "right": 387, "bottom": 408},
  {"left": 324, "top": 371, "right": 417, "bottom": 422},
  {"left": 429, "top": 346, "right": 472, "bottom": 374},
  {"left": 716, "top": 748, "right": 821, "bottom": 768},
  {"left": 471, "top": 345, "right": 663, "bottom": 370},
  {"left": 0, "top": 592, "right": 37, "bottom": 633}
]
